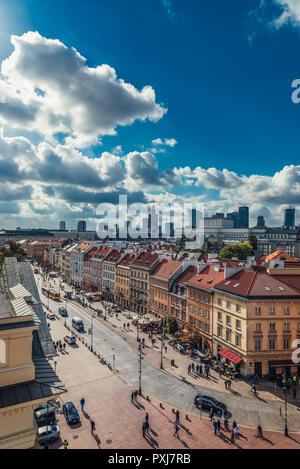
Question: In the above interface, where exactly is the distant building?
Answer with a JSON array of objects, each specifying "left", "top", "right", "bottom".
[
  {"left": 227, "top": 212, "right": 239, "bottom": 228},
  {"left": 77, "top": 220, "right": 87, "bottom": 232},
  {"left": 256, "top": 216, "right": 265, "bottom": 228},
  {"left": 237, "top": 206, "right": 249, "bottom": 228},
  {"left": 59, "top": 221, "right": 66, "bottom": 231},
  {"left": 284, "top": 207, "right": 295, "bottom": 228}
]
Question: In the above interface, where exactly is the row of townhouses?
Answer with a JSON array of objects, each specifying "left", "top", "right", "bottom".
[{"left": 36, "top": 241, "right": 300, "bottom": 379}]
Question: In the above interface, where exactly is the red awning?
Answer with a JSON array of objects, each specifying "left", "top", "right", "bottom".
[{"left": 219, "top": 348, "right": 242, "bottom": 364}]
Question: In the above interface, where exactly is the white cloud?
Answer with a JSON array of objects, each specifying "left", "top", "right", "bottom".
[
  {"left": 152, "top": 137, "right": 178, "bottom": 147},
  {"left": 1, "top": 31, "right": 167, "bottom": 147},
  {"left": 273, "top": 0, "right": 300, "bottom": 28}
]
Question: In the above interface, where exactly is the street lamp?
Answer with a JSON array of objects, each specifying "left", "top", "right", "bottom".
[
  {"left": 282, "top": 369, "right": 288, "bottom": 437},
  {"left": 138, "top": 343, "right": 142, "bottom": 396},
  {"left": 91, "top": 315, "right": 94, "bottom": 353},
  {"left": 160, "top": 330, "right": 166, "bottom": 370}
]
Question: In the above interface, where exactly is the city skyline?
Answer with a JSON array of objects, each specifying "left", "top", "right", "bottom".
[{"left": 0, "top": 1, "right": 299, "bottom": 228}]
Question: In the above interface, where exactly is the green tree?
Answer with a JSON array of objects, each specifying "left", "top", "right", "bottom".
[
  {"left": 164, "top": 316, "right": 179, "bottom": 335},
  {"left": 219, "top": 242, "right": 254, "bottom": 260},
  {"left": 248, "top": 234, "right": 258, "bottom": 251}
]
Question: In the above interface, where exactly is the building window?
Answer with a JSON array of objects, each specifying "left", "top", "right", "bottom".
[
  {"left": 217, "top": 325, "right": 223, "bottom": 338},
  {"left": 284, "top": 338, "right": 289, "bottom": 350},
  {"left": 255, "top": 340, "right": 261, "bottom": 351},
  {"left": 269, "top": 323, "right": 276, "bottom": 332},
  {"left": 235, "top": 334, "right": 241, "bottom": 347},
  {"left": 269, "top": 339, "right": 275, "bottom": 350},
  {"left": 236, "top": 319, "right": 241, "bottom": 330},
  {"left": 218, "top": 298, "right": 222, "bottom": 306},
  {"left": 283, "top": 307, "right": 290, "bottom": 315},
  {"left": 226, "top": 301, "right": 231, "bottom": 309},
  {"left": 283, "top": 323, "right": 290, "bottom": 332},
  {"left": 255, "top": 307, "right": 261, "bottom": 316},
  {"left": 256, "top": 323, "right": 261, "bottom": 332},
  {"left": 217, "top": 311, "right": 222, "bottom": 322},
  {"left": 226, "top": 329, "right": 232, "bottom": 342},
  {"left": 226, "top": 316, "right": 231, "bottom": 326},
  {"left": 236, "top": 304, "right": 241, "bottom": 313},
  {"left": 269, "top": 306, "right": 276, "bottom": 315}
]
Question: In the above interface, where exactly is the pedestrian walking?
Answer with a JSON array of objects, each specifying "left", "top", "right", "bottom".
[
  {"left": 200, "top": 365, "right": 203, "bottom": 375},
  {"left": 230, "top": 430, "right": 235, "bottom": 444},
  {"left": 209, "top": 407, "right": 214, "bottom": 421},
  {"left": 228, "top": 380, "right": 232, "bottom": 391},
  {"left": 80, "top": 398, "right": 85, "bottom": 410},
  {"left": 131, "top": 391, "right": 134, "bottom": 403},
  {"left": 91, "top": 420, "right": 95, "bottom": 434},
  {"left": 224, "top": 418, "right": 229, "bottom": 432},
  {"left": 217, "top": 419, "right": 221, "bottom": 433},
  {"left": 213, "top": 420, "right": 218, "bottom": 435},
  {"left": 63, "top": 439, "right": 69, "bottom": 450},
  {"left": 127, "top": 323, "right": 130, "bottom": 329},
  {"left": 192, "top": 363, "right": 195, "bottom": 372},
  {"left": 175, "top": 409, "right": 180, "bottom": 424},
  {"left": 145, "top": 413, "right": 149, "bottom": 425},
  {"left": 225, "top": 380, "right": 228, "bottom": 390},
  {"left": 173, "top": 424, "right": 179, "bottom": 438},
  {"left": 232, "top": 420, "right": 237, "bottom": 430},
  {"left": 256, "top": 425, "right": 263, "bottom": 438},
  {"left": 142, "top": 422, "right": 146, "bottom": 438}
]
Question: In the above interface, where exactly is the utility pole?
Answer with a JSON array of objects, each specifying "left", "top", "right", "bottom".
[{"left": 138, "top": 344, "right": 142, "bottom": 396}]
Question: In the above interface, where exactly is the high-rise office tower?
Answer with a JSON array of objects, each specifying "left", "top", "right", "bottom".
[
  {"left": 237, "top": 206, "right": 249, "bottom": 228},
  {"left": 284, "top": 207, "right": 295, "bottom": 228},
  {"left": 59, "top": 221, "right": 66, "bottom": 231},
  {"left": 77, "top": 220, "right": 87, "bottom": 232},
  {"left": 227, "top": 212, "right": 239, "bottom": 228},
  {"left": 256, "top": 216, "right": 265, "bottom": 228}
]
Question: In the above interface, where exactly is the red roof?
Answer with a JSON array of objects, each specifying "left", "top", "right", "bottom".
[
  {"left": 105, "top": 249, "right": 123, "bottom": 262},
  {"left": 174, "top": 266, "right": 198, "bottom": 285},
  {"left": 118, "top": 253, "right": 136, "bottom": 267},
  {"left": 214, "top": 270, "right": 300, "bottom": 298},
  {"left": 151, "top": 259, "right": 182, "bottom": 280},
  {"left": 187, "top": 265, "right": 225, "bottom": 290},
  {"left": 132, "top": 251, "right": 159, "bottom": 268},
  {"left": 265, "top": 250, "right": 299, "bottom": 264},
  {"left": 219, "top": 348, "right": 242, "bottom": 364}
]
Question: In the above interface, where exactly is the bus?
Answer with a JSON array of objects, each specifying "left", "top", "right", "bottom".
[
  {"left": 42, "top": 287, "right": 60, "bottom": 301},
  {"left": 72, "top": 317, "right": 84, "bottom": 332}
]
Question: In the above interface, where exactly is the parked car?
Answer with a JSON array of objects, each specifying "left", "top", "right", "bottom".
[
  {"left": 62, "top": 402, "right": 80, "bottom": 424},
  {"left": 34, "top": 405, "right": 56, "bottom": 427},
  {"left": 58, "top": 306, "right": 68, "bottom": 317},
  {"left": 194, "top": 395, "right": 227, "bottom": 416},
  {"left": 37, "top": 425, "right": 60, "bottom": 445},
  {"left": 64, "top": 334, "right": 76, "bottom": 345},
  {"left": 47, "top": 312, "right": 56, "bottom": 320}
]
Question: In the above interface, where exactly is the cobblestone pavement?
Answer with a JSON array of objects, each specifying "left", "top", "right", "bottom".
[
  {"left": 38, "top": 273, "right": 300, "bottom": 432},
  {"left": 46, "top": 318, "right": 300, "bottom": 449}
]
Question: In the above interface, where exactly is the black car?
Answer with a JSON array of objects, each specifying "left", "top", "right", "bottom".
[
  {"left": 34, "top": 405, "right": 56, "bottom": 427},
  {"left": 62, "top": 402, "right": 80, "bottom": 424},
  {"left": 194, "top": 395, "right": 227, "bottom": 416}
]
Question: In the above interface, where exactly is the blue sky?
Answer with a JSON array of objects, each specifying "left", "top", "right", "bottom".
[{"left": 0, "top": 0, "right": 299, "bottom": 228}]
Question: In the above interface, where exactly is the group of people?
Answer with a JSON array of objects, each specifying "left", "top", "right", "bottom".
[
  {"left": 188, "top": 362, "right": 210, "bottom": 378},
  {"left": 80, "top": 398, "right": 96, "bottom": 434},
  {"left": 53, "top": 340, "right": 66, "bottom": 352}
]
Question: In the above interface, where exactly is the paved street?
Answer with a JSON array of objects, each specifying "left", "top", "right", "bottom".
[
  {"left": 46, "top": 316, "right": 300, "bottom": 449},
  {"left": 37, "top": 273, "right": 300, "bottom": 433}
]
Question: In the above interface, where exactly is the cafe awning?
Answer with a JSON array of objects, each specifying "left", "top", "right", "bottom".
[{"left": 219, "top": 348, "right": 242, "bottom": 364}]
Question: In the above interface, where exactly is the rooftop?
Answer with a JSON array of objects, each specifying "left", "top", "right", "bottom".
[
  {"left": 151, "top": 259, "right": 182, "bottom": 280},
  {"left": 187, "top": 265, "right": 225, "bottom": 290},
  {"left": 132, "top": 251, "right": 159, "bottom": 268}
]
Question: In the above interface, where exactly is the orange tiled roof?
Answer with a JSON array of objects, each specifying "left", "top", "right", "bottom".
[
  {"left": 187, "top": 265, "right": 225, "bottom": 290},
  {"left": 151, "top": 259, "right": 182, "bottom": 280},
  {"left": 265, "top": 250, "right": 299, "bottom": 264}
]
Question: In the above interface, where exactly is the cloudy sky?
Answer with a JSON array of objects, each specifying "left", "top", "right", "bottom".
[{"left": 0, "top": 0, "right": 299, "bottom": 230}]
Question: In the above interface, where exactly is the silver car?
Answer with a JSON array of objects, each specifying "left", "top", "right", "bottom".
[{"left": 37, "top": 425, "right": 60, "bottom": 445}]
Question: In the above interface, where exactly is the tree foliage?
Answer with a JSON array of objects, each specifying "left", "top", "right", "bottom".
[
  {"left": 248, "top": 234, "right": 258, "bottom": 251},
  {"left": 164, "top": 316, "right": 179, "bottom": 335},
  {"left": 219, "top": 242, "right": 254, "bottom": 260},
  {"left": 0, "top": 242, "right": 26, "bottom": 267}
]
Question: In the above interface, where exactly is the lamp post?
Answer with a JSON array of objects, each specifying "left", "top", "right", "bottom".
[
  {"left": 160, "top": 330, "right": 166, "bottom": 370},
  {"left": 138, "top": 343, "right": 142, "bottom": 396},
  {"left": 282, "top": 370, "right": 288, "bottom": 437},
  {"left": 91, "top": 315, "right": 94, "bottom": 353}
]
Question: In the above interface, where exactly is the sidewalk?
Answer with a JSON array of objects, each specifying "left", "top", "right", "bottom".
[
  {"left": 47, "top": 317, "right": 300, "bottom": 450},
  {"left": 45, "top": 274, "right": 300, "bottom": 406}
]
